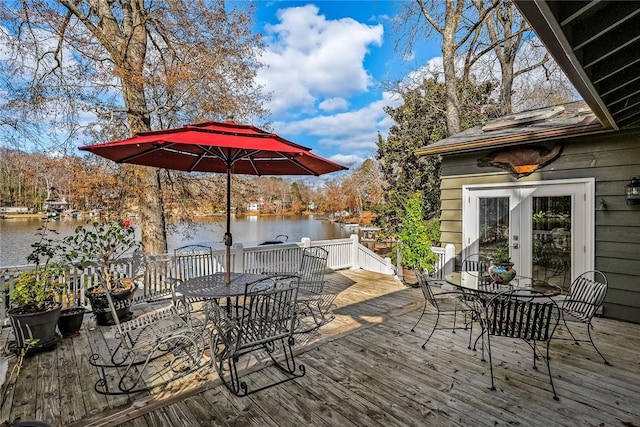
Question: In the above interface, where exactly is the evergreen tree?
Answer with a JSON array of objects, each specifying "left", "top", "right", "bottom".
[{"left": 375, "top": 76, "right": 495, "bottom": 234}]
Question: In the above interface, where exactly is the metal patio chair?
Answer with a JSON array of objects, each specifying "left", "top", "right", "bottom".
[
  {"left": 411, "top": 269, "right": 471, "bottom": 348},
  {"left": 169, "top": 245, "right": 218, "bottom": 310},
  {"left": 462, "top": 253, "right": 491, "bottom": 274},
  {"left": 465, "top": 289, "right": 561, "bottom": 400},
  {"left": 294, "top": 247, "right": 333, "bottom": 332},
  {"left": 462, "top": 253, "right": 494, "bottom": 290},
  {"left": 128, "top": 249, "right": 182, "bottom": 307},
  {"left": 262, "top": 246, "right": 333, "bottom": 332},
  {"left": 556, "top": 270, "right": 610, "bottom": 365},
  {"left": 174, "top": 245, "right": 217, "bottom": 280},
  {"left": 88, "top": 272, "right": 206, "bottom": 395},
  {"left": 204, "top": 275, "right": 304, "bottom": 396}
]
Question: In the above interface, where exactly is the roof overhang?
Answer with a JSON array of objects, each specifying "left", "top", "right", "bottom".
[
  {"left": 514, "top": 0, "right": 640, "bottom": 130},
  {"left": 416, "top": 119, "right": 609, "bottom": 156},
  {"left": 416, "top": 102, "right": 615, "bottom": 155}
]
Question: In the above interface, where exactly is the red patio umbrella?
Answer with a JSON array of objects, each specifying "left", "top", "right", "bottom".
[{"left": 79, "top": 120, "right": 347, "bottom": 283}]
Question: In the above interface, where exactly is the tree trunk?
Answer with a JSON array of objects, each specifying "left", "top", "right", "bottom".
[
  {"left": 119, "top": 42, "right": 168, "bottom": 254},
  {"left": 442, "top": 0, "right": 462, "bottom": 135},
  {"left": 138, "top": 167, "right": 167, "bottom": 254},
  {"left": 442, "top": 25, "right": 461, "bottom": 135},
  {"left": 499, "top": 64, "right": 514, "bottom": 116},
  {"left": 121, "top": 77, "right": 167, "bottom": 254}
]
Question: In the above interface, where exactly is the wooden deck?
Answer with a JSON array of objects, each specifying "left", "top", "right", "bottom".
[{"left": 2, "top": 269, "right": 640, "bottom": 426}]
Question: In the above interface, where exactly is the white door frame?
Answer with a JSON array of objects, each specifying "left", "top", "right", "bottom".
[{"left": 462, "top": 178, "right": 595, "bottom": 281}]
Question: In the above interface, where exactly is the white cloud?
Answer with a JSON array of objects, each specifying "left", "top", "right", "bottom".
[
  {"left": 318, "top": 97, "right": 348, "bottom": 112},
  {"left": 330, "top": 153, "right": 363, "bottom": 168},
  {"left": 274, "top": 90, "right": 401, "bottom": 161},
  {"left": 258, "top": 4, "right": 384, "bottom": 115}
]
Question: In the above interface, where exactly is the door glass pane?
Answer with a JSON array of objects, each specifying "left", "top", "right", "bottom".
[
  {"left": 478, "top": 197, "right": 510, "bottom": 258},
  {"left": 532, "top": 196, "right": 572, "bottom": 291}
]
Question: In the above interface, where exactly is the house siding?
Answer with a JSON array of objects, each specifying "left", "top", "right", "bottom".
[{"left": 438, "top": 131, "right": 640, "bottom": 323}]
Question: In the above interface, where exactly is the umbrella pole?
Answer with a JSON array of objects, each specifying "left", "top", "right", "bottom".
[{"left": 224, "top": 168, "right": 232, "bottom": 284}]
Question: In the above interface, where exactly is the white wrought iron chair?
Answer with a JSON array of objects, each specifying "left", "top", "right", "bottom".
[
  {"left": 556, "top": 270, "right": 610, "bottom": 365},
  {"left": 88, "top": 272, "right": 206, "bottom": 394},
  {"left": 411, "top": 269, "right": 471, "bottom": 348},
  {"left": 204, "top": 275, "right": 304, "bottom": 396},
  {"left": 465, "top": 289, "right": 562, "bottom": 400}
]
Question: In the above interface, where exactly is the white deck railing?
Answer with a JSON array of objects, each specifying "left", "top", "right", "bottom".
[{"left": 0, "top": 236, "right": 454, "bottom": 325}]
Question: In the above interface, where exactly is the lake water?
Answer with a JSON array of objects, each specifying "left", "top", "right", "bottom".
[{"left": 0, "top": 215, "right": 352, "bottom": 267}]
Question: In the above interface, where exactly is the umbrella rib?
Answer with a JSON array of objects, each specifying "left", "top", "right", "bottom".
[
  {"left": 118, "top": 143, "right": 171, "bottom": 163},
  {"left": 274, "top": 152, "right": 319, "bottom": 176},
  {"left": 187, "top": 145, "right": 227, "bottom": 172},
  {"left": 247, "top": 157, "right": 260, "bottom": 175}
]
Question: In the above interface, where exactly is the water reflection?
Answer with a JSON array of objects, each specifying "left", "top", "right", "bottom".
[{"left": 0, "top": 215, "right": 350, "bottom": 266}]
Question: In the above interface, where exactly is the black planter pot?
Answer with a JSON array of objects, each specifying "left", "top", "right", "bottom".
[
  {"left": 85, "top": 286, "right": 135, "bottom": 326},
  {"left": 8, "top": 303, "right": 62, "bottom": 356},
  {"left": 58, "top": 307, "right": 86, "bottom": 337}
]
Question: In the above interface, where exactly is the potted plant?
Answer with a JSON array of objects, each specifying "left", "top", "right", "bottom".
[
  {"left": 488, "top": 245, "right": 517, "bottom": 284},
  {"left": 57, "top": 305, "right": 86, "bottom": 337},
  {"left": 397, "top": 193, "right": 440, "bottom": 286},
  {"left": 8, "top": 224, "right": 65, "bottom": 355},
  {"left": 63, "top": 220, "right": 141, "bottom": 326}
]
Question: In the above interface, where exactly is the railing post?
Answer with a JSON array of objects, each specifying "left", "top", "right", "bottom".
[
  {"left": 300, "top": 237, "right": 311, "bottom": 248},
  {"left": 233, "top": 243, "right": 245, "bottom": 273},
  {"left": 384, "top": 257, "right": 394, "bottom": 275},
  {"left": 350, "top": 234, "right": 360, "bottom": 270},
  {"left": 444, "top": 243, "right": 456, "bottom": 274}
]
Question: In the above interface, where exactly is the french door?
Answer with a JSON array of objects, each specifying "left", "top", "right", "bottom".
[{"left": 462, "top": 179, "right": 594, "bottom": 291}]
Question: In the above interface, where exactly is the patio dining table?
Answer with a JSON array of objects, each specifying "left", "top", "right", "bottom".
[
  {"left": 176, "top": 272, "right": 275, "bottom": 299},
  {"left": 444, "top": 271, "right": 562, "bottom": 297},
  {"left": 443, "top": 271, "right": 564, "bottom": 399}
]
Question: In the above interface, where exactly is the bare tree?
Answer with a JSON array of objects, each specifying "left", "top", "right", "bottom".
[
  {"left": 0, "top": 1, "right": 268, "bottom": 254},
  {"left": 395, "top": 0, "right": 565, "bottom": 131},
  {"left": 468, "top": 0, "right": 550, "bottom": 115},
  {"left": 398, "top": 0, "right": 497, "bottom": 134}
]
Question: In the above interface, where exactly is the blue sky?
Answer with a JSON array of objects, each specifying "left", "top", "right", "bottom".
[{"left": 248, "top": 1, "right": 441, "bottom": 168}]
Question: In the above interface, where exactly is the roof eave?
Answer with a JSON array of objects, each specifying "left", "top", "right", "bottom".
[
  {"left": 416, "top": 122, "right": 608, "bottom": 156},
  {"left": 513, "top": 0, "right": 617, "bottom": 130}
]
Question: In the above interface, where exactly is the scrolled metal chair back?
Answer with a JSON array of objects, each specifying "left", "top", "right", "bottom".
[
  {"left": 174, "top": 245, "right": 215, "bottom": 280},
  {"left": 462, "top": 253, "right": 491, "bottom": 273},
  {"left": 564, "top": 270, "right": 608, "bottom": 322},
  {"left": 237, "top": 276, "right": 300, "bottom": 349},
  {"left": 415, "top": 268, "right": 438, "bottom": 310},
  {"left": 484, "top": 291, "right": 560, "bottom": 341},
  {"left": 298, "top": 247, "right": 328, "bottom": 293}
]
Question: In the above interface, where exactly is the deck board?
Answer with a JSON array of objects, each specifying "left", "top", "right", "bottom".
[{"left": 2, "top": 269, "right": 640, "bottom": 426}]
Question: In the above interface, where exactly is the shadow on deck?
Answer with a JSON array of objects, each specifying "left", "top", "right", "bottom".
[{"left": 3, "top": 269, "right": 640, "bottom": 426}]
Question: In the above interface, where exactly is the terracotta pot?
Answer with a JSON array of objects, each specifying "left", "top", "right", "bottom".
[{"left": 402, "top": 266, "right": 419, "bottom": 287}]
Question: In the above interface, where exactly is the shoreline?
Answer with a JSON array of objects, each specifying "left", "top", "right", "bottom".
[{"left": 0, "top": 213, "right": 47, "bottom": 219}]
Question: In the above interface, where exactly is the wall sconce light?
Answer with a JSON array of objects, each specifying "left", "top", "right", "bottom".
[
  {"left": 626, "top": 177, "right": 640, "bottom": 205},
  {"left": 598, "top": 199, "right": 608, "bottom": 211}
]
